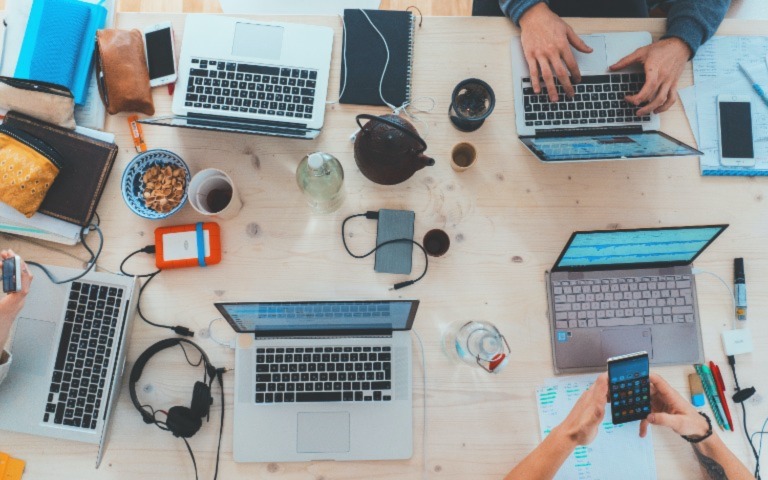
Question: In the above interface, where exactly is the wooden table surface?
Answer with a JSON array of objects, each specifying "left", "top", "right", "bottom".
[{"left": 2, "top": 13, "right": 768, "bottom": 480}]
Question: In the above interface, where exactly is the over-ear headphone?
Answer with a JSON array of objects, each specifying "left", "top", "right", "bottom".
[{"left": 129, "top": 338, "right": 225, "bottom": 480}]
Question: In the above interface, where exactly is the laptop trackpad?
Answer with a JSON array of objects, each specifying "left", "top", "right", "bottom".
[
  {"left": 10, "top": 317, "right": 56, "bottom": 376},
  {"left": 297, "top": 412, "right": 350, "bottom": 454},
  {"left": 571, "top": 35, "right": 608, "bottom": 72},
  {"left": 601, "top": 327, "right": 651, "bottom": 360}
]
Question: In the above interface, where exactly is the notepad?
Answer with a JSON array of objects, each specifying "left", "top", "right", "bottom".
[
  {"left": 339, "top": 9, "right": 415, "bottom": 107},
  {"left": 536, "top": 375, "right": 657, "bottom": 480},
  {"left": 14, "top": 0, "right": 107, "bottom": 104}
]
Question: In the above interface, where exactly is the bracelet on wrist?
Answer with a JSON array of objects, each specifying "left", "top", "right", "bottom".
[{"left": 681, "top": 412, "right": 713, "bottom": 444}]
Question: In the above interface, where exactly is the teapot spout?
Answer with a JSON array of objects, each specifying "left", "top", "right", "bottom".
[{"left": 418, "top": 154, "right": 436, "bottom": 169}]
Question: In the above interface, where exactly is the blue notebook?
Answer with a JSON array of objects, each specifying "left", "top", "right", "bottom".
[{"left": 15, "top": 0, "right": 107, "bottom": 104}]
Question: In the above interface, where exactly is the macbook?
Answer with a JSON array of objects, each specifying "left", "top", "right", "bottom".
[
  {"left": 0, "top": 265, "right": 138, "bottom": 466},
  {"left": 215, "top": 300, "right": 418, "bottom": 462},
  {"left": 511, "top": 32, "right": 701, "bottom": 162},
  {"left": 140, "top": 15, "right": 334, "bottom": 139}
]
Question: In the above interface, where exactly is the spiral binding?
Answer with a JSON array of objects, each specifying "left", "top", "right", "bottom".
[{"left": 405, "top": 11, "right": 415, "bottom": 104}]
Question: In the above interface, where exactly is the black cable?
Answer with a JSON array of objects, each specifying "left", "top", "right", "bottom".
[
  {"left": 341, "top": 212, "right": 429, "bottom": 290},
  {"left": 729, "top": 355, "right": 761, "bottom": 479},
  {"left": 119, "top": 246, "right": 193, "bottom": 337},
  {"left": 182, "top": 437, "right": 199, "bottom": 480},
  {"left": 27, "top": 223, "right": 104, "bottom": 284},
  {"left": 213, "top": 369, "right": 225, "bottom": 480}
]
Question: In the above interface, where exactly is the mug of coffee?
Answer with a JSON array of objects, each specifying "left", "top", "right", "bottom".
[
  {"left": 188, "top": 168, "right": 242, "bottom": 219},
  {"left": 451, "top": 142, "right": 477, "bottom": 172}
]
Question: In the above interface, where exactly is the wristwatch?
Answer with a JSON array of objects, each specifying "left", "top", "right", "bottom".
[{"left": 681, "top": 412, "right": 713, "bottom": 443}]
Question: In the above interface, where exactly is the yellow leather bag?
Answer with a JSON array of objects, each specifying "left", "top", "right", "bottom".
[{"left": 0, "top": 125, "right": 62, "bottom": 217}]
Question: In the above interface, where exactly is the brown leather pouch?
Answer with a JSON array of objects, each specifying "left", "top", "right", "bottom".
[{"left": 95, "top": 29, "right": 155, "bottom": 116}]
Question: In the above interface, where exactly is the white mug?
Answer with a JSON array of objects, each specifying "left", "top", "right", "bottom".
[{"left": 188, "top": 168, "right": 243, "bottom": 219}]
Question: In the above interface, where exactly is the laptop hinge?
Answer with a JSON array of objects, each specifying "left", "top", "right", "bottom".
[
  {"left": 188, "top": 112, "right": 311, "bottom": 130},
  {"left": 534, "top": 125, "right": 643, "bottom": 138}
]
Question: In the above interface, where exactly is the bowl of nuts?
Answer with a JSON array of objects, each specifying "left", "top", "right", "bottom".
[{"left": 121, "top": 150, "right": 191, "bottom": 219}]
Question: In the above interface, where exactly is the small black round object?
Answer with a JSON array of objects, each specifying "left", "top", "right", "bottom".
[
  {"left": 449, "top": 78, "right": 496, "bottom": 132},
  {"left": 423, "top": 229, "right": 450, "bottom": 257}
]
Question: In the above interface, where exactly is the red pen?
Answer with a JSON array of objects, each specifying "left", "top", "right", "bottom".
[{"left": 710, "top": 361, "right": 735, "bottom": 431}]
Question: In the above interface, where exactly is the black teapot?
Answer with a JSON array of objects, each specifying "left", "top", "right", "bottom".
[{"left": 354, "top": 114, "right": 435, "bottom": 185}]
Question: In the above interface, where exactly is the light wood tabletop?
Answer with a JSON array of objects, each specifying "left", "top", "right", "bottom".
[{"left": 2, "top": 12, "right": 768, "bottom": 480}]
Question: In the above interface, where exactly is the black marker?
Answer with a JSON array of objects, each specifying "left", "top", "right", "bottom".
[{"left": 734, "top": 258, "right": 746, "bottom": 321}]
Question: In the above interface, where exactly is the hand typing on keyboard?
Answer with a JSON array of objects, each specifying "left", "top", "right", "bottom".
[{"left": 609, "top": 37, "right": 692, "bottom": 116}]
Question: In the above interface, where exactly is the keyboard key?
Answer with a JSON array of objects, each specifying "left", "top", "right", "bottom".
[{"left": 296, "top": 392, "right": 341, "bottom": 402}]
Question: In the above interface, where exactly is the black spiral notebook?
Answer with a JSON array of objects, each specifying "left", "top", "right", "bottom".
[{"left": 339, "top": 9, "right": 415, "bottom": 107}]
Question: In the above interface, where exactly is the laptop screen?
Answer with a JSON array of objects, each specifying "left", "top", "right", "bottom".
[
  {"left": 215, "top": 300, "right": 419, "bottom": 336},
  {"left": 519, "top": 131, "right": 701, "bottom": 162},
  {"left": 552, "top": 225, "right": 727, "bottom": 271}
]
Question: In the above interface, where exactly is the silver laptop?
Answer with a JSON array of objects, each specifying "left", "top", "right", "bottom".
[
  {"left": 546, "top": 225, "right": 728, "bottom": 374},
  {"left": 140, "top": 15, "right": 333, "bottom": 139},
  {"left": 511, "top": 32, "right": 701, "bottom": 162},
  {"left": 215, "top": 300, "right": 418, "bottom": 462},
  {"left": 0, "top": 265, "right": 138, "bottom": 466}
]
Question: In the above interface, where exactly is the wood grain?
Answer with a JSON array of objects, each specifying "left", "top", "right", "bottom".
[{"left": 1, "top": 12, "right": 767, "bottom": 480}]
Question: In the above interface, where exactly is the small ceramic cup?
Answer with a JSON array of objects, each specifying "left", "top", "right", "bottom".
[
  {"left": 423, "top": 229, "right": 450, "bottom": 257},
  {"left": 188, "top": 168, "right": 243, "bottom": 219},
  {"left": 451, "top": 142, "right": 477, "bottom": 172}
]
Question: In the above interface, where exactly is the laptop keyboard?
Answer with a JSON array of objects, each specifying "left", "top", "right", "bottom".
[
  {"left": 522, "top": 74, "right": 651, "bottom": 127},
  {"left": 255, "top": 346, "right": 393, "bottom": 404},
  {"left": 552, "top": 275, "right": 695, "bottom": 329},
  {"left": 185, "top": 58, "right": 318, "bottom": 118},
  {"left": 43, "top": 282, "right": 124, "bottom": 429}
]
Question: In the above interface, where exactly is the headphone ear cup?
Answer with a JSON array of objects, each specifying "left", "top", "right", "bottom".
[
  {"left": 166, "top": 406, "right": 202, "bottom": 438},
  {"left": 190, "top": 381, "right": 212, "bottom": 418}
]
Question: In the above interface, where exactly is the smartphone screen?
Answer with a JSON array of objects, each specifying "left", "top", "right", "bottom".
[
  {"left": 608, "top": 352, "right": 650, "bottom": 425},
  {"left": 719, "top": 101, "right": 754, "bottom": 159},
  {"left": 145, "top": 27, "right": 175, "bottom": 80}
]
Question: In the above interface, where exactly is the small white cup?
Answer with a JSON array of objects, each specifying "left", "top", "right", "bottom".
[{"left": 188, "top": 168, "right": 243, "bottom": 219}]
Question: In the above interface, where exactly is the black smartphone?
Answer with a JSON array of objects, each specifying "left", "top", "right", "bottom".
[
  {"left": 2, "top": 256, "right": 21, "bottom": 293},
  {"left": 607, "top": 351, "right": 650, "bottom": 425}
]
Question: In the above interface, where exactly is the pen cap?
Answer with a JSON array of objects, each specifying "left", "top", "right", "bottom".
[
  {"left": 734, "top": 258, "right": 745, "bottom": 282},
  {"left": 688, "top": 373, "right": 705, "bottom": 407}
]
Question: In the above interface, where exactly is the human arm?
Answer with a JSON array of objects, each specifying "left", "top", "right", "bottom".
[
  {"left": 0, "top": 249, "right": 33, "bottom": 385},
  {"left": 639, "top": 373, "right": 753, "bottom": 480},
  {"left": 504, "top": 374, "right": 608, "bottom": 480},
  {"left": 609, "top": 0, "right": 729, "bottom": 116},
  {"left": 503, "top": 2, "right": 592, "bottom": 102}
]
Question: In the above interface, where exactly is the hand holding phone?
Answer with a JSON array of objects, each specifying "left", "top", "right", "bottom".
[
  {"left": 2, "top": 256, "right": 21, "bottom": 293},
  {"left": 144, "top": 22, "right": 177, "bottom": 87},
  {"left": 717, "top": 95, "right": 756, "bottom": 167},
  {"left": 608, "top": 351, "right": 650, "bottom": 425}
]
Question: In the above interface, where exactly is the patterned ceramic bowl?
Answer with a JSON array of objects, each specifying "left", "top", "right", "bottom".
[{"left": 121, "top": 150, "right": 191, "bottom": 220}]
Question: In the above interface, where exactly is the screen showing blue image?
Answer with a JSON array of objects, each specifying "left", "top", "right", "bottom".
[
  {"left": 521, "top": 132, "right": 700, "bottom": 161},
  {"left": 609, "top": 355, "right": 648, "bottom": 384},
  {"left": 556, "top": 226, "right": 724, "bottom": 268},
  {"left": 219, "top": 301, "right": 415, "bottom": 332}
]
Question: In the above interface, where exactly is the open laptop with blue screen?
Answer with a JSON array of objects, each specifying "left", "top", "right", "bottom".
[
  {"left": 214, "top": 300, "right": 418, "bottom": 462},
  {"left": 546, "top": 225, "right": 727, "bottom": 374}
]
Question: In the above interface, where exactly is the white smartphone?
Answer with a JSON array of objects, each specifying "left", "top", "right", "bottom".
[
  {"left": 717, "top": 94, "right": 756, "bottom": 167},
  {"left": 143, "top": 22, "right": 177, "bottom": 87}
]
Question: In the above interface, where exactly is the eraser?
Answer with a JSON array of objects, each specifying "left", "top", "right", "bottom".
[{"left": 689, "top": 373, "right": 705, "bottom": 407}]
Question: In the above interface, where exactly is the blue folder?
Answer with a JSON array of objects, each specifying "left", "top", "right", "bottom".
[{"left": 15, "top": 0, "right": 107, "bottom": 105}]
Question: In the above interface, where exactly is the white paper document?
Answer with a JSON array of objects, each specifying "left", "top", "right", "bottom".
[{"left": 536, "top": 374, "right": 657, "bottom": 480}]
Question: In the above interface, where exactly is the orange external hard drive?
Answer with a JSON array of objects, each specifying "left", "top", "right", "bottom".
[{"left": 154, "top": 222, "right": 222, "bottom": 269}]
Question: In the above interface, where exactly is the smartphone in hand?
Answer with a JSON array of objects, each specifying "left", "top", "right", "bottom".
[
  {"left": 2, "top": 256, "right": 21, "bottom": 293},
  {"left": 608, "top": 351, "right": 650, "bottom": 425}
]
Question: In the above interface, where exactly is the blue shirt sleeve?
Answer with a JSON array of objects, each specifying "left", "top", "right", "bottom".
[
  {"left": 498, "top": 0, "right": 547, "bottom": 25},
  {"left": 662, "top": 0, "right": 730, "bottom": 57}
]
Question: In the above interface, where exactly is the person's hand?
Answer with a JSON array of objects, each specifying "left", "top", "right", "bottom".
[
  {"left": 0, "top": 249, "right": 33, "bottom": 314},
  {"left": 639, "top": 373, "right": 710, "bottom": 438},
  {"left": 609, "top": 37, "right": 691, "bottom": 116},
  {"left": 519, "top": 3, "right": 592, "bottom": 102},
  {"left": 556, "top": 373, "right": 609, "bottom": 446}
]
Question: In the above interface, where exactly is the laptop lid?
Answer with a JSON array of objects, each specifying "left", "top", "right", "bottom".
[
  {"left": 551, "top": 225, "right": 728, "bottom": 272},
  {"left": 215, "top": 300, "right": 419, "bottom": 337},
  {"left": 519, "top": 128, "right": 702, "bottom": 162},
  {"left": 139, "top": 114, "right": 319, "bottom": 139}
]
